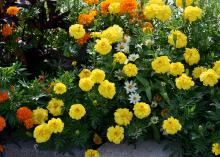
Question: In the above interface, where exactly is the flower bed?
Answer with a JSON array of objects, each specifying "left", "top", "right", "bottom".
[{"left": 0, "top": 0, "right": 220, "bottom": 156}]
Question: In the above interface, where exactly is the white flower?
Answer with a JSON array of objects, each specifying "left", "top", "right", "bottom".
[
  {"left": 124, "top": 80, "right": 138, "bottom": 94},
  {"left": 123, "top": 35, "right": 131, "bottom": 43},
  {"left": 145, "top": 39, "right": 154, "bottom": 46},
  {"left": 128, "top": 54, "right": 139, "bottom": 62},
  {"left": 128, "top": 93, "right": 141, "bottom": 104},
  {"left": 150, "top": 116, "right": 159, "bottom": 124},
  {"left": 116, "top": 42, "right": 129, "bottom": 52}
]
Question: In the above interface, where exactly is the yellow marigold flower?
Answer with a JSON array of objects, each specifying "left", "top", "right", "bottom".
[
  {"left": 79, "top": 69, "right": 92, "bottom": 79},
  {"left": 113, "top": 52, "right": 127, "bottom": 64},
  {"left": 212, "top": 143, "right": 220, "bottom": 156},
  {"left": 95, "top": 38, "right": 112, "bottom": 55},
  {"left": 32, "top": 108, "right": 48, "bottom": 125},
  {"left": 143, "top": 4, "right": 157, "bottom": 20},
  {"left": 107, "top": 125, "right": 124, "bottom": 144},
  {"left": 33, "top": 124, "right": 52, "bottom": 143},
  {"left": 69, "top": 24, "right": 86, "bottom": 39},
  {"left": 83, "top": 0, "right": 99, "bottom": 5},
  {"left": 114, "top": 108, "right": 133, "bottom": 126},
  {"left": 162, "top": 116, "right": 182, "bottom": 135},
  {"left": 155, "top": 5, "right": 172, "bottom": 22},
  {"left": 93, "top": 133, "right": 102, "bottom": 145},
  {"left": 183, "top": 6, "right": 202, "bottom": 22},
  {"left": 133, "top": 102, "right": 151, "bottom": 119},
  {"left": 213, "top": 60, "right": 220, "bottom": 76},
  {"left": 69, "top": 104, "right": 86, "bottom": 120},
  {"left": 200, "top": 69, "right": 219, "bottom": 87},
  {"left": 192, "top": 67, "right": 207, "bottom": 79},
  {"left": 98, "top": 80, "right": 116, "bottom": 99},
  {"left": 101, "top": 25, "right": 124, "bottom": 43},
  {"left": 6, "top": 6, "right": 19, "bottom": 16},
  {"left": 79, "top": 77, "right": 94, "bottom": 91},
  {"left": 122, "top": 63, "right": 138, "bottom": 77},
  {"left": 175, "top": 74, "right": 195, "bottom": 90},
  {"left": 53, "top": 83, "right": 67, "bottom": 95},
  {"left": 85, "top": 149, "right": 100, "bottom": 157},
  {"left": 47, "top": 98, "right": 64, "bottom": 116},
  {"left": 48, "top": 118, "right": 64, "bottom": 133},
  {"left": 151, "top": 56, "right": 171, "bottom": 74},
  {"left": 183, "top": 48, "right": 200, "bottom": 65},
  {"left": 168, "top": 30, "right": 187, "bottom": 48},
  {"left": 175, "top": 0, "right": 192, "bottom": 8},
  {"left": 148, "top": 0, "right": 164, "bottom": 5},
  {"left": 2, "top": 24, "right": 12, "bottom": 37},
  {"left": 91, "top": 69, "right": 106, "bottom": 84},
  {"left": 108, "top": 2, "right": 121, "bottom": 14},
  {"left": 169, "top": 62, "right": 185, "bottom": 76}
]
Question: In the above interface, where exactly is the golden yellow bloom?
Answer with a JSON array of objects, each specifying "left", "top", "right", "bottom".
[
  {"left": 85, "top": 149, "right": 100, "bottom": 157},
  {"left": 155, "top": 5, "right": 172, "bottom": 22},
  {"left": 33, "top": 124, "right": 52, "bottom": 143},
  {"left": 98, "top": 80, "right": 116, "bottom": 99},
  {"left": 122, "top": 63, "right": 138, "bottom": 77},
  {"left": 47, "top": 98, "right": 64, "bottom": 116},
  {"left": 114, "top": 108, "right": 133, "bottom": 126},
  {"left": 32, "top": 108, "right": 48, "bottom": 125},
  {"left": 69, "top": 24, "right": 86, "bottom": 39},
  {"left": 151, "top": 56, "right": 170, "bottom": 74},
  {"left": 168, "top": 30, "right": 187, "bottom": 48},
  {"left": 6, "top": 6, "right": 20, "bottom": 16},
  {"left": 69, "top": 104, "right": 86, "bottom": 120},
  {"left": 133, "top": 102, "right": 151, "bottom": 119},
  {"left": 143, "top": 4, "right": 158, "bottom": 20},
  {"left": 93, "top": 133, "right": 102, "bottom": 145},
  {"left": 53, "top": 83, "right": 67, "bottom": 95},
  {"left": 148, "top": 0, "right": 164, "bottom": 5},
  {"left": 175, "top": 74, "right": 194, "bottom": 90},
  {"left": 183, "top": 6, "right": 202, "bottom": 22},
  {"left": 79, "top": 69, "right": 92, "bottom": 79},
  {"left": 183, "top": 48, "right": 200, "bottom": 65},
  {"left": 79, "top": 77, "right": 94, "bottom": 92},
  {"left": 108, "top": 2, "right": 121, "bottom": 14},
  {"left": 192, "top": 67, "right": 207, "bottom": 79},
  {"left": 162, "top": 116, "right": 182, "bottom": 135},
  {"left": 95, "top": 38, "right": 112, "bottom": 55},
  {"left": 213, "top": 60, "right": 220, "bottom": 76},
  {"left": 91, "top": 32, "right": 102, "bottom": 38},
  {"left": 212, "top": 143, "right": 220, "bottom": 156},
  {"left": 200, "top": 69, "right": 219, "bottom": 87},
  {"left": 169, "top": 62, "right": 185, "bottom": 76},
  {"left": 113, "top": 52, "right": 127, "bottom": 64},
  {"left": 91, "top": 69, "right": 106, "bottom": 84},
  {"left": 107, "top": 125, "right": 124, "bottom": 144},
  {"left": 83, "top": 0, "right": 99, "bottom": 5},
  {"left": 175, "top": 0, "right": 192, "bottom": 8},
  {"left": 48, "top": 118, "right": 64, "bottom": 133},
  {"left": 101, "top": 25, "right": 124, "bottom": 43}
]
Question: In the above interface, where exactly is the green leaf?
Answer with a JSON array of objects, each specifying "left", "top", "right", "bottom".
[{"left": 136, "top": 75, "right": 152, "bottom": 101}]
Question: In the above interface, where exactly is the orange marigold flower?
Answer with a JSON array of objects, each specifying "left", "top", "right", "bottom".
[
  {"left": 161, "top": 108, "right": 169, "bottom": 117},
  {"left": 24, "top": 118, "right": 34, "bottom": 129},
  {"left": 0, "top": 90, "right": 9, "bottom": 103},
  {"left": 16, "top": 107, "right": 33, "bottom": 122},
  {"left": 0, "top": 145, "right": 4, "bottom": 153},
  {"left": 101, "top": 0, "right": 111, "bottom": 14},
  {"left": 78, "top": 13, "right": 95, "bottom": 26},
  {"left": 93, "top": 133, "right": 102, "bottom": 145},
  {"left": 0, "top": 116, "right": 6, "bottom": 132},
  {"left": 142, "top": 22, "right": 154, "bottom": 33},
  {"left": 6, "top": 6, "right": 20, "bottom": 16},
  {"left": 120, "top": 0, "right": 138, "bottom": 14},
  {"left": 76, "top": 33, "right": 91, "bottom": 45},
  {"left": 2, "top": 24, "right": 12, "bottom": 37},
  {"left": 83, "top": 0, "right": 99, "bottom": 5}
]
